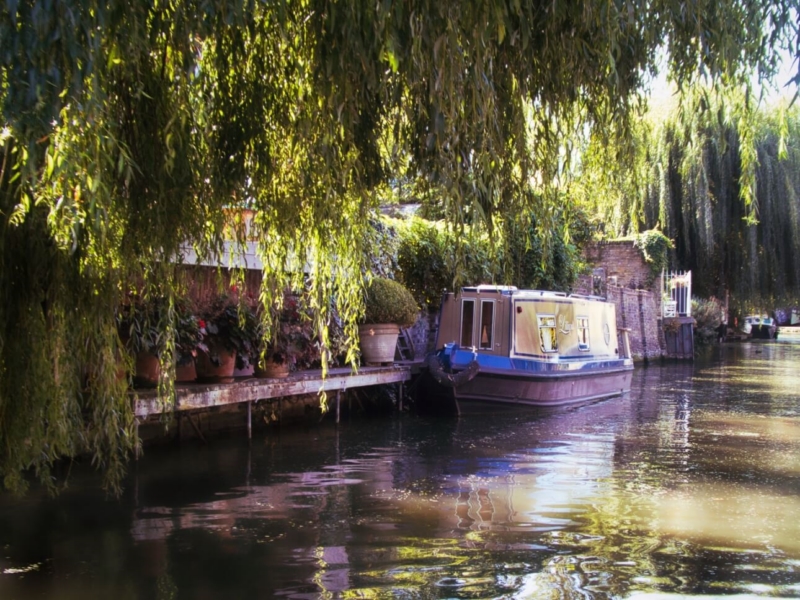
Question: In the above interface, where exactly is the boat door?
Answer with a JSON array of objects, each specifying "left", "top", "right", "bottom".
[{"left": 459, "top": 295, "right": 500, "bottom": 352}]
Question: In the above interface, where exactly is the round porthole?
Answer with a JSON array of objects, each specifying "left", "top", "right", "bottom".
[{"left": 603, "top": 322, "right": 611, "bottom": 345}]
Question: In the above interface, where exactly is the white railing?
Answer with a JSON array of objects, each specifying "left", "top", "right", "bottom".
[{"left": 662, "top": 270, "right": 692, "bottom": 317}]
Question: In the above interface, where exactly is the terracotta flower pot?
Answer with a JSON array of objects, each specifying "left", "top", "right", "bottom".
[
  {"left": 358, "top": 323, "right": 400, "bottom": 365},
  {"left": 255, "top": 360, "right": 290, "bottom": 379},
  {"left": 195, "top": 344, "right": 237, "bottom": 383},
  {"left": 175, "top": 355, "right": 197, "bottom": 383},
  {"left": 134, "top": 352, "right": 160, "bottom": 388}
]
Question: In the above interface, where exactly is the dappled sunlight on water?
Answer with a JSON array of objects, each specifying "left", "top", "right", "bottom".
[
  {"left": 1, "top": 341, "right": 800, "bottom": 598},
  {"left": 654, "top": 483, "right": 800, "bottom": 552}
]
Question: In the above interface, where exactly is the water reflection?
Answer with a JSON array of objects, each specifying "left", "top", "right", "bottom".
[{"left": 1, "top": 342, "right": 800, "bottom": 598}]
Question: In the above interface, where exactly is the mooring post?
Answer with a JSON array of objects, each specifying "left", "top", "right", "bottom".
[
  {"left": 336, "top": 390, "right": 341, "bottom": 424},
  {"left": 134, "top": 419, "right": 140, "bottom": 461},
  {"left": 247, "top": 401, "right": 252, "bottom": 440}
]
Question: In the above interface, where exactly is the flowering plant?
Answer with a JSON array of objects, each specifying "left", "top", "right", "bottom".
[{"left": 260, "top": 294, "right": 319, "bottom": 370}]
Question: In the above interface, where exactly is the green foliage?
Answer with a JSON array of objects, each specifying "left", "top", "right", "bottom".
[
  {"left": 174, "top": 299, "right": 204, "bottom": 362},
  {"left": 198, "top": 296, "right": 258, "bottom": 368},
  {"left": 692, "top": 296, "right": 725, "bottom": 346},
  {"left": 501, "top": 204, "right": 596, "bottom": 292},
  {"left": 394, "top": 207, "right": 595, "bottom": 305},
  {"left": 582, "top": 100, "right": 800, "bottom": 306},
  {"left": 260, "top": 295, "right": 320, "bottom": 371},
  {"left": 395, "top": 217, "right": 496, "bottom": 308},
  {"left": 633, "top": 229, "right": 674, "bottom": 285},
  {"left": 121, "top": 301, "right": 167, "bottom": 358},
  {"left": 362, "top": 278, "right": 419, "bottom": 327},
  {"left": 0, "top": 0, "right": 796, "bottom": 492},
  {"left": 120, "top": 297, "right": 201, "bottom": 360},
  {"left": 395, "top": 219, "right": 451, "bottom": 309}
]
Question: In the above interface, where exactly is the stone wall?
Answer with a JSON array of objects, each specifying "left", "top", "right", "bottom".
[
  {"left": 607, "top": 285, "right": 664, "bottom": 362},
  {"left": 400, "top": 310, "right": 436, "bottom": 360}
]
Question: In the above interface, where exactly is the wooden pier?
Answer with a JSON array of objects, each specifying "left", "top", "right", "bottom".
[{"left": 133, "top": 365, "right": 415, "bottom": 441}]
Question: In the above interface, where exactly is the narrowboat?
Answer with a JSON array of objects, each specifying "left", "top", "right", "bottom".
[
  {"left": 742, "top": 315, "right": 778, "bottom": 339},
  {"left": 418, "top": 285, "right": 634, "bottom": 414}
]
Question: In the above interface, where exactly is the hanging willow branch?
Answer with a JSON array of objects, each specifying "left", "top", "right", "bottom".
[{"left": 0, "top": 0, "right": 797, "bottom": 492}]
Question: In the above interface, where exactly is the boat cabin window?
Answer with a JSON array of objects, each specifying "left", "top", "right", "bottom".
[
  {"left": 577, "top": 316, "right": 590, "bottom": 351},
  {"left": 538, "top": 315, "right": 558, "bottom": 353},
  {"left": 479, "top": 300, "right": 495, "bottom": 350},
  {"left": 460, "top": 299, "right": 475, "bottom": 347}
]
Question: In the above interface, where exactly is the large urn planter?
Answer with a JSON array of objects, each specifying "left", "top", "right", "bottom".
[
  {"left": 195, "top": 344, "right": 237, "bottom": 383},
  {"left": 358, "top": 323, "right": 400, "bottom": 365},
  {"left": 359, "top": 278, "right": 418, "bottom": 366}
]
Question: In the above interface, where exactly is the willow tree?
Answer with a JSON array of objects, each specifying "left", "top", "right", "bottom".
[
  {"left": 575, "top": 93, "right": 800, "bottom": 308},
  {"left": 1, "top": 0, "right": 796, "bottom": 492},
  {"left": 653, "top": 102, "right": 800, "bottom": 309}
]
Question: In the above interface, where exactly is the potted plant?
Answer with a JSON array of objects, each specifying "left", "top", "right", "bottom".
[
  {"left": 120, "top": 296, "right": 205, "bottom": 386},
  {"left": 255, "top": 294, "right": 319, "bottom": 378},
  {"left": 120, "top": 300, "right": 164, "bottom": 387},
  {"left": 196, "top": 296, "right": 257, "bottom": 382},
  {"left": 174, "top": 299, "right": 203, "bottom": 382},
  {"left": 358, "top": 277, "right": 419, "bottom": 365}
]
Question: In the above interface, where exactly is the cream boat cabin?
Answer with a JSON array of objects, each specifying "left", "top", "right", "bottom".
[{"left": 420, "top": 285, "right": 634, "bottom": 413}]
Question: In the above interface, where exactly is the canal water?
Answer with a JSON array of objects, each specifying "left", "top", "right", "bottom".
[{"left": 1, "top": 342, "right": 800, "bottom": 599}]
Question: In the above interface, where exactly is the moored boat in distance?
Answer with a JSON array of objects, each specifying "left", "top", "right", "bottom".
[
  {"left": 417, "top": 285, "right": 634, "bottom": 414},
  {"left": 742, "top": 315, "right": 778, "bottom": 340}
]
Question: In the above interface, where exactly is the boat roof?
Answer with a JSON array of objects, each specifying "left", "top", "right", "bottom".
[{"left": 457, "top": 286, "right": 606, "bottom": 302}]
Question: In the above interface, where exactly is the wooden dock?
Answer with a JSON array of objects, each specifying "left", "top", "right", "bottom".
[{"left": 134, "top": 364, "right": 414, "bottom": 420}]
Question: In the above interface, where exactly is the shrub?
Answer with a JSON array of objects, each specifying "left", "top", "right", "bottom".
[
  {"left": 396, "top": 218, "right": 450, "bottom": 309},
  {"left": 395, "top": 217, "right": 494, "bottom": 309},
  {"left": 260, "top": 294, "right": 320, "bottom": 370},
  {"left": 692, "top": 296, "right": 725, "bottom": 346},
  {"left": 362, "top": 278, "right": 419, "bottom": 327}
]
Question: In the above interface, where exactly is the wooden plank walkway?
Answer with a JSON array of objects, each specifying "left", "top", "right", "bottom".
[{"left": 134, "top": 364, "right": 414, "bottom": 419}]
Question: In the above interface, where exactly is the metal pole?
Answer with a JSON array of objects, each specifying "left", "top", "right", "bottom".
[
  {"left": 134, "top": 420, "right": 140, "bottom": 460},
  {"left": 247, "top": 401, "right": 252, "bottom": 440},
  {"left": 336, "top": 390, "right": 341, "bottom": 424},
  {"left": 398, "top": 382, "right": 403, "bottom": 412}
]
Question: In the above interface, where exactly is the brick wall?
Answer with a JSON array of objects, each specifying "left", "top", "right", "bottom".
[
  {"left": 579, "top": 241, "right": 666, "bottom": 361},
  {"left": 607, "top": 285, "right": 664, "bottom": 362},
  {"left": 583, "top": 241, "right": 656, "bottom": 292}
]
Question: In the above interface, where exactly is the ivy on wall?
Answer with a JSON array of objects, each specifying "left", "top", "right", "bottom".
[{"left": 633, "top": 230, "right": 674, "bottom": 286}]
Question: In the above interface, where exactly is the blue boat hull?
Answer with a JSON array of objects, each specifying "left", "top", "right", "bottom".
[{"left": 418, "top": 346, "right": 633, "bottom": 414}]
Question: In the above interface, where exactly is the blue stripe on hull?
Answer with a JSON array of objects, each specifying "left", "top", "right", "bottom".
[{"left": 447, "top": 348, "right": 632, "bottom": 375}]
